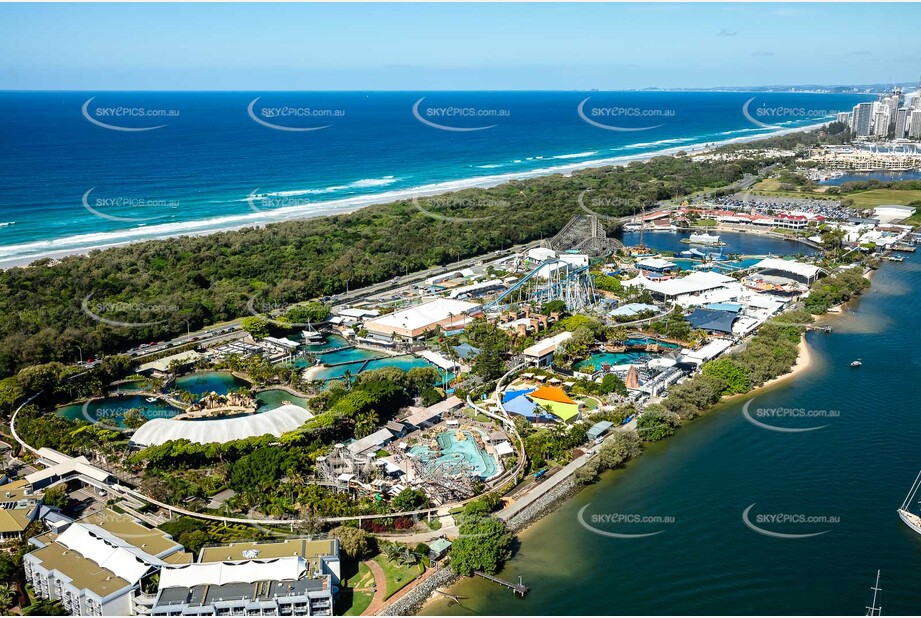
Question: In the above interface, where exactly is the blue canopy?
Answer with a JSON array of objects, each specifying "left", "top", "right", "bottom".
[{"left": 502, "top": 388, "right": 535, "bottom": 404}]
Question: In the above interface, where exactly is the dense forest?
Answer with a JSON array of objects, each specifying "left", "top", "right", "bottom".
[
  {"left": 0, "top": 155, "right": 764, "bottom": 379},
  {"left": 0, "top": 128, "right": 845, "bottom": 381}
]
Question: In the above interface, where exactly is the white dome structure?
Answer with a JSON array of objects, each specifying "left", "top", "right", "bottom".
[{"left": 131, "top": 404, "right": 313, "bottom": 447}]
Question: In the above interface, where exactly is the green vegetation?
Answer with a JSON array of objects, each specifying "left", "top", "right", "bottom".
[
  {"left": 448, "top": 515, "right": 513, "bottom": 576},
  {"left": 372, "top": 552, "right": 423, "bottom": 598},
  {"left": 572, "top": 430, "right": 643, "bottom": 485},
  {"left": 662, "top": 308, "right": 814, "bottom": 420},
  {"left": 0, "top": 154, "right": 767, "bottom": 381},
  {"left": 804, "top": 268, "right": 870, "bottom": 314}
]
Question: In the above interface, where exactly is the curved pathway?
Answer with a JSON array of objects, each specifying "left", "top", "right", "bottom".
[{"left": 361, "top": 559, "right": 388, "bottom": 616}]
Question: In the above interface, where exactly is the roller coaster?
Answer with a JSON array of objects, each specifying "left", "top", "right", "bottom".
[{"left": 483, "top": 257, "right": 599, "bottom": 313}]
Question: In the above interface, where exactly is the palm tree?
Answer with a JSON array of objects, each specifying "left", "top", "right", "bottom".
[
  {"left": 0, "top": 583, "right": 16, "bottom": 613},
  {"left": 354, "top": 410, "right": 379, "bottom": 438}
]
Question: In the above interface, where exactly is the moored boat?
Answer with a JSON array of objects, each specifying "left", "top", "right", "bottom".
[{"left": 898, "top": 470, "right": 921, "bottom": 536}]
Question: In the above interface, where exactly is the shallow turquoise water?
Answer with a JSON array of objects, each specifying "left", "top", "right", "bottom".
[
  {"left": 56, "top": 394, "right": 182, "bottom": 428},
  {"left": 573, "top": 351, "right": 652, "bottom": 372},
  {"left": 312, "top": 354, "right": 453, "bottom": 384},
  {"left": 173, "top": 371, "right": 249, "bottom": 397},
  {"left": 255, "top": 389, "right": 310, "bottom": 412},
  {"left": 409, "top": 429, "right": 497, "bottom": 479}
]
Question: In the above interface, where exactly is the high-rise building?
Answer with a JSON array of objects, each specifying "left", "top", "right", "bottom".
[
  {"left": 872, "top": 107, "right": 890, "bottom": 137},
  {"left": 895, "top": 108, "right": 910, "bottom": 138},
  {"left": 836, "top": 112, "right": 851, "bottom": 126},
  {"left": 910, "top": 110, "right": 921, "bottom": 139},
  {"left": 852, "top": 102, "right": 874, "bottom": 136}
]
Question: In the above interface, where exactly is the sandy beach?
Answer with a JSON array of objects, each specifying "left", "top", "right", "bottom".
[{"left": 0, "top": 121, "right": 831, "bottom": 270}]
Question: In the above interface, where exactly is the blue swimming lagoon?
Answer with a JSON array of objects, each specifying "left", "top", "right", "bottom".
[
  {"left": 573, "top": 338, "right": 680, "bottom": 373},
  {"left": 56, "top": 394, "right": 183, "bottom": 428},
  {"left": 409, "top": 429, "right": 498, "bottom": 480},
  {"left": 173, "top": 371, "right": 249, "bottom": 397}
]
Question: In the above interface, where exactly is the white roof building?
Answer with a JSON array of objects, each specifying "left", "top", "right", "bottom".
[
  {"left": 680, "top": 339, "right": 734, "bottom": 364},
  {"left": 527, "top": 247, "right": 557, "bottom": 262},
  {"left": 623, "top": 271, "right": 736, "bottom": 301},
  {"left": 522, "top": 331, "right": 573, "bottom": 365},
  {"left": 131, "top": 404, "right": 313, "bottom": 447},
  {"left": 364, "top": 298, "right": 480, "bottom": 338},
  {"left": 751, "top": 258, "right": 824, "bottom": 283}
]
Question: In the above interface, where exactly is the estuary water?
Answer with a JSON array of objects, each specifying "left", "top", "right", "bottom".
[{"left": 423, "top": 257, "right": 921, "bottom": 615}]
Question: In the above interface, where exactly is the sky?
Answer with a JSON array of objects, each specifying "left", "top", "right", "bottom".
[{"left": 1, "top": 2, "right": 919, "bottom": 91}]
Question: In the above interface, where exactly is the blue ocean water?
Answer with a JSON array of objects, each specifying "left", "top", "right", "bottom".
[{"left": 0, "top": 91, "right": 872, "bottom": 266}]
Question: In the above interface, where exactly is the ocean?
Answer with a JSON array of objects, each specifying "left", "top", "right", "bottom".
[
  {"left": 422, "top": 257, "right": 921, "bottom": 615},
  {"left": 0, "top": 90, "right": 871, "bottom": 267}
]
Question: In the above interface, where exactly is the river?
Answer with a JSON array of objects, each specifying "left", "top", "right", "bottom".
[{"left": 423, "top": 257, "right": 921, "bottom": 615}]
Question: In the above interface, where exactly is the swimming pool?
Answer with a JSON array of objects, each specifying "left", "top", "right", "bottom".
[
  {"left": 409, "top": 429, "right": 498, "bottom": 480},
  {"left": 173, "top": 371, "right": 249, "bottom": 397}
]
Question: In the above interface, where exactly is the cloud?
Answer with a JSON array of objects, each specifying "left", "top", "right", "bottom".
[
  {"left": 751, "top": 51, "right": 774, "bottom": 57},
  {"left": 848, "top": 51, "right": 872, "bottom": 56},
  {"left": 718, "top": 28, "right": 739, "bottom": 37}
]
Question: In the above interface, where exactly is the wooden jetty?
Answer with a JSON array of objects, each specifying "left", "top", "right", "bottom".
[
  {"left": 806, "top": 325, "right": 832, "bottom": 333},
  {"left": 892, "top": 243, "right": 916, "bottom": 253},
  {"left": 473, "top": 571, "right": 528, "bottom": 596}
]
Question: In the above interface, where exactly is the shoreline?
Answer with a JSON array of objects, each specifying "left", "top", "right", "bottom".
[
  {"left": 410, "top": 334, "right": 817, "bottom": 615},
  {"left": 0, "top": 120, "right": 831, "bottom": 270}
]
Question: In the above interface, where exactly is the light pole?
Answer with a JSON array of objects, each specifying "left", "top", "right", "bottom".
[
  {"left": 76, "top": 345, "right": 83, "bottom": 364},
  {"left": 185, "top": 320, "right": 191, "bottom": 337}
]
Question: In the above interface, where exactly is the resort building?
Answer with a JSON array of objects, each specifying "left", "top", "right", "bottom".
[
  {"left": 25, "top": 448, "right": 114, "bottom": 491},
  {"left": 130, "top": 403, "right": 314, "bottom": 447},
  {"left": 0, "top": 479, "right": 41, "bottom": 544},
  {"left": 150, "top": 538, "right": 340, "bottom": 617},
  {"left": 24, "top": 509, "right": 188, "bottom": 616},
  {"left": 522, "top": 331, "right": 574, "bottom": 366},
  {"left": 137, "top": 350, "right": 204, "bottom": 378},
  {"left": 363, "top": 298, "right": 480, "bottom": 339}
]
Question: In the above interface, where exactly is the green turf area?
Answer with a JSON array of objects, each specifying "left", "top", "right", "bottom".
[
  {"left": 842, "top": 189, "right": 921, "bottom": 209},
  {"left": 337, "top": 560, "right": 375, "bottom": 616},
  {"left": 691, "top": 219, "right": 718, "bottom": 227},
  {"left": 372, "top": 555, "right": 423, "bottom": 599}
]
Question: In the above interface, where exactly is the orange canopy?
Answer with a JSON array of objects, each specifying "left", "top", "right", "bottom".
[{"left": 528, "top": 385, "right": 576, "bottom": 405}]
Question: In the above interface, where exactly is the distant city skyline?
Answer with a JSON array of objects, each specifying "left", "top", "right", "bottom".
[{"left": 1, "top": 2, "right": 920, "bottom": 91}]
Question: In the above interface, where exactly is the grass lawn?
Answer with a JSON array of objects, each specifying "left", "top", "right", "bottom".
[
  {"left": 843, "top": 188, "right": 921, "bottom": 209},
  {"left": 372, "top": 555, "right": 423, "bottom": 599},
  {"left": 691, "top": 219, "right": 718, "bottom": 227},
  {"left": 337, "top": 560, "right": 375, "bottom": 616},
  {"left": 581, "top": 396, "right": 601, "bottom": 411}
]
